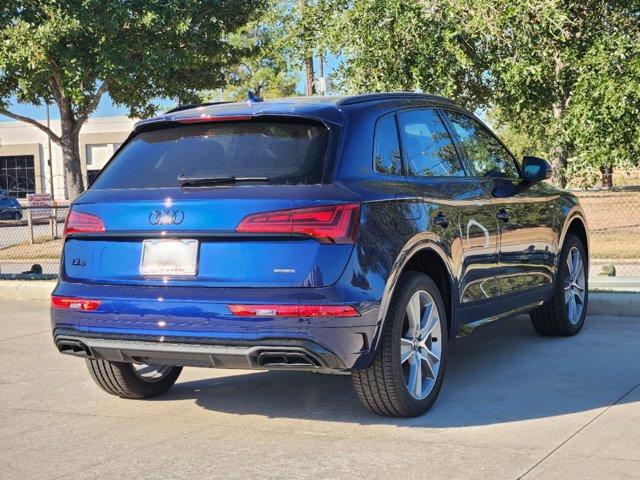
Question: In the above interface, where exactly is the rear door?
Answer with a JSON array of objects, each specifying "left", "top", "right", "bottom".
[
  {"left": 63, "top": 117, "right": 359, "bottom": 289},
  {"left": 444, "top": 111, "right": 557, "bottom": 300}
]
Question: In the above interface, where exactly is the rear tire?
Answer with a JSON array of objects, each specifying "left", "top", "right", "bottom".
[
  {"left": 86, "top": 359, "right": 182, "bottom": 399},
  {"left": 530, "top": 233, "right": 588, "bottom": 336},
  {"left": 352, "top": 271, "right": 448, "bottom": 417}
]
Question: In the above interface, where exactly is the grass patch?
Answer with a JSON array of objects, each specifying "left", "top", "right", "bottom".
[{"left": 0, "top": 236, "right": 63, "bottom": 260}]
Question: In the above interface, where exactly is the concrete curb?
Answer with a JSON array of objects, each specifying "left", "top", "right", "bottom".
[
  {"left": 587, "top": 293, "right": 640, "bottom": 317},
  {"left": 0, "top": 281, "right": 638, "bottom": 316}
]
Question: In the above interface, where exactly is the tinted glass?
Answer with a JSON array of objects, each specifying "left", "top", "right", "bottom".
[
  {"left": 91, "top": 121, "right": 329, "bottom": 190},
  {"left": 447, "top": 112, "right": 519, "bottom": 179},
  {"left": 397, "top": 109, "right": 464, "bottom": 177},
  {"left": 373, "top": 115, "right": 402, "bottom": 175}
]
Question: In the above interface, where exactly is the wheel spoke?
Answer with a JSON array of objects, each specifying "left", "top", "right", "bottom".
[
  {"left": 407, "top": 356, "right": 422, "bottom": 397},
  {"left": 574, "top": 289, "right": 584, "bottom": 305},
  {"left": 135, "top": 365, "right": 156, "bottom": 376},
  {"left": 418, "top": 348, "right": 439, "bottom": 379},
  {"left": 400, "top": 338, "right": 414, "bottom": 364},
  {"left": 419, "top": 301, "right": 438, "bottom": 339},
  {"left": 572, "top": 257, "right": 583, "bottom": 282},
  {"left": 406, "top": 294, "right": 421, "bottom": 335},
  {"left": 568, "top": 293, "right": 577, "bottom": 323},
  {"left": 570, "top": 250, "right": 580, "bottom": 282}
]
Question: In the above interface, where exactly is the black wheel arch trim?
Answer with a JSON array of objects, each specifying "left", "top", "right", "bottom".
[{"left": 368, "top": 237, "right": 457, "bottom": 361}]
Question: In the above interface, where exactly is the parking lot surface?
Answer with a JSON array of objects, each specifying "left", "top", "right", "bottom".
[{"left": 1, "top": 300, "right": 639, "bottom": 479}]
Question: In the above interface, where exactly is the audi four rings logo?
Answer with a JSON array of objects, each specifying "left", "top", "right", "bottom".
[{"left": 148, "top": 209, "right": 185, "bottom": 225}]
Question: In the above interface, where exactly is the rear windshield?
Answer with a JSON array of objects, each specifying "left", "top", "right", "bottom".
[{"left": 90, "top": 120, "right": 329, "bottom": 189}]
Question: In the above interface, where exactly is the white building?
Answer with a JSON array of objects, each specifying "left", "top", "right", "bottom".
[{"left": 0, "top": 116, "right": 137, "bottom": 200}]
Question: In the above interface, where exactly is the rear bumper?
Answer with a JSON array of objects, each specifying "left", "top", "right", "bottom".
[
  {"left": 50, "top": 281, "right": 383, "bottom": 370},
  {"left": 53, "top": 328, "right": 346, "bottom": 371}
]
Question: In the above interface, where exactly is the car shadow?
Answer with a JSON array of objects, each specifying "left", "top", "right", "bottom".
[{"left": 156, "top": 314, "right": 640, "bottom": 428}]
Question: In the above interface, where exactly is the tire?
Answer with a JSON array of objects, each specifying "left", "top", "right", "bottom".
[
  {"left": 86, "top": 359, "right": 182, "bottom": 399},
  {"left": 530, "top": 233, "right": 588, "bottom": 336},
  {"left": 352, "top": 271, "right": 448, "bottom": 417},
  {"left": 13, "top": 212, "right": 21, "bottom": 221}
]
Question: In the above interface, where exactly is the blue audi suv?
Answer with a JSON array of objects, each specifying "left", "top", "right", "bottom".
[{"left": 52, "top": 93, "right": 589, "bottom": 417}]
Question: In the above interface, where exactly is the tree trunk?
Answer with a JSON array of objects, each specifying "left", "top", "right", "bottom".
[
  {"left": 60, "top": 113, "right": 85, "bottom": 200},
  {"left": 551, "top": 101, "right": 568, "bottom": 188},
  {"left": 600, "top": 165, "right": 614, "bottom": 189},
  {"left": 305, "top": 56, "right": 315, "bottom": 96}
]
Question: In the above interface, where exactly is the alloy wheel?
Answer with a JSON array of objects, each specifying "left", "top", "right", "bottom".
[
  {"left": 401, "top": 290, "right": 442, "bottom": 400},
  {"left": 564, "top": 247, "right": 586, "bottom": 325},
  {"left": 132, "top": 363, "right": 173, "bottom": 382}
]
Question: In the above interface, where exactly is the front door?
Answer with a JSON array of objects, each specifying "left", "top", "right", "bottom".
[{"left": 444, "top": 111, "right": 557, "bottom": 303}]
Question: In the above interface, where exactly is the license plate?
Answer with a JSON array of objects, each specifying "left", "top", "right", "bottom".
[{"left": 140, "top": 239, "right": 198, "bottom": 276}]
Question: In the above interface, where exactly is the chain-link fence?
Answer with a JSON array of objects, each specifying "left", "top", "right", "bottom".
[
  {"left": 575, "top": 188, "right": 640, "bottom": 278},
  {"left": 0, "top": 205, "right": 68, "bottom": 277},
  {"left": 0, "top": 192, "right": 638, "bottom": 280}
]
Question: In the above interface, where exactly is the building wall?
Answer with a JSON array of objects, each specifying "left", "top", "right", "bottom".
[{"left": 0, "top": 116, "right": 136, "bottom": 200}]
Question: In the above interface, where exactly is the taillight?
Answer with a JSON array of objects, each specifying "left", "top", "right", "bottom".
[
  {"left": 228, "top": 304, "right": 360, "bottom": 317},
  {"left": 51, "top": 296, "right": 101, "bottom": 311},
  {"left": 236, "top": 203, "right": 360, "bottom": 244},
  {"left": 64, "top": 210, "right": 105, "bottom": 236}
]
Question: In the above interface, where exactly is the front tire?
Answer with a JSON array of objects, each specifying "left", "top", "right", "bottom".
[
  {"left": 530, "top": 233, "right": 588, "bottom": 336},
  {"left": 352, "top": 271, "right": 448, "bottom": 417},
  {"left": 86, "top": 359, "right": 182, "bottom": 399}
]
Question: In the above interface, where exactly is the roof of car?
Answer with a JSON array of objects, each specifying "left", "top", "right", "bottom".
[{"left": 135, "top": 93, "right": 457, "bottom": 130}]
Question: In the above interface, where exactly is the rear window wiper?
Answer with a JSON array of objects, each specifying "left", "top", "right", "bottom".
[{"left": 178, "top": 175, "right": 270, "bottom": 187}]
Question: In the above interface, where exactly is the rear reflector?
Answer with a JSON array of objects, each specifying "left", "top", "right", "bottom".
[
  {"left": 51, "top": 296, "right": 101, "bottom": 311},
  {"left": 228, "top": 304, "right": 360, "bottom": 317},
  {"left": 64, "top": 211, "right": 105, "bottom": 236},
  {"left": 176, "top": 115, "right": 252, "bottom": 124},
  {"left": 236, "top": 203, "right": 360, "bottom": 244}
]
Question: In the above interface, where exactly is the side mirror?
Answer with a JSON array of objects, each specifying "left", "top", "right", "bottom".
[{"left": 522, "top": 156, "right": 552, "bottom": 182}]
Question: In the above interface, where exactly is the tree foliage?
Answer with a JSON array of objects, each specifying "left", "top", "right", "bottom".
[
  {"left": 319, "top": 0, "right": 640, "bottom": 187},
  {"left": 0, "top": 0, "right": 263, "bottom": 199},
  {"left": 220, "top": 2, "right": 299, "bottom": 102},
  {"left": 320, "top": 0, "right": 490, "bottom": 109}
]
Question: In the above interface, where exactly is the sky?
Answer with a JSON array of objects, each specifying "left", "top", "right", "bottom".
[{"left": 0, "top": 55, "right": 341, "bottom": 123}]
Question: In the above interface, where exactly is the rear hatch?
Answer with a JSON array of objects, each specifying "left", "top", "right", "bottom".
[{"left": 63, "top": 116, "right": 358, "bottom": 288}]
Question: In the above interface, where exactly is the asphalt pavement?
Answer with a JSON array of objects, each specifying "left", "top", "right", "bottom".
[{"left": 1, "top": 300, "right": 639, "bottom": 479}]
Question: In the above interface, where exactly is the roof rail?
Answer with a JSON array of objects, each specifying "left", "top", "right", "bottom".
[
  {"left": 165, "top": 101, "right": 232, "bottom": 114},
  {"left": 336, "top": 92, "right": 455, "bottom": 106}
]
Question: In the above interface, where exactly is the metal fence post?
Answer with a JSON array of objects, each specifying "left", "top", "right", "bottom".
[
  {"left": 53, "top": 206, "right": 58, "bottom": 238},
  {"left": 27, "top": 209, "right": 34, "bottom": 245}
]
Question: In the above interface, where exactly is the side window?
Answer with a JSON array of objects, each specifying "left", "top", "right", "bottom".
[
  {"left": 446, "top": 112, "right": 520, "bottom": 179},
  {"left": 373, "top": 115, "right": 402, "bottom": 176},
  {"left": 397, "top": 109, "right": 465, "bottom": 177}
]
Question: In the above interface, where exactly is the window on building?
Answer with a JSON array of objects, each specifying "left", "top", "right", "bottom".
[
  {"left": 86, "top": 144, "right": 116, "bottom": 169},
  {"left": 0, "top": 155, "right": 35, "bottom": 198}
]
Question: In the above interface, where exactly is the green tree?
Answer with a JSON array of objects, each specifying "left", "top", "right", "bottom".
[
  {"left": 565, "top": 29, "right": 640, "bottom": 188},
  {"left": 319, "top": 0, "right": 640, "bottom": 188},
  {"left": 220, "top": 3, "right": 298, "bottom": 102},
  {"left": 0, "top": 0, "right": 263, "bottom": 199},
  {"left": 320, "top": 0, "right": 490, "bottom": 108},
  {"left": 448, "top": 0, "right": 640, "bottom": 187}
]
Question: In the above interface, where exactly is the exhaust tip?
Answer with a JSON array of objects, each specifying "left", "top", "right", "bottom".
[
  {"left": 257, "top": 351, "right": 320, "bottom": 368},
  {"left": 57, "top": 340, "right": 91, "bottom": 358}
]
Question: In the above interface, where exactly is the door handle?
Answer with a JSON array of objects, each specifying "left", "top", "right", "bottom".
[
  {"left": 496, "top": 208, "right": 509, "bottom": 222},
  {"left": 434, "top": 212, "right": 449, "bottom": 228}
]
